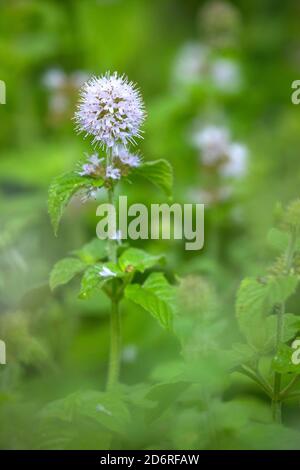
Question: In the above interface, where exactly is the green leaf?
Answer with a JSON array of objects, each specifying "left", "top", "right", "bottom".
[
  {"left": 40, "top": 390, "right": 130, "bottom": 435},
  {"left": 48, "top": 172, "right": 103, "bottom": 235},
  {"left": 267, "top": 228, "right": 289, "bottom": 252},
  {"left": 265, "top": 313, "right": 300, "bottom": 350},
  {"left": 134, "top": 159, "right": 173, "bottom": 198},
  {"left": 79, "top": 263, "right": 123, "bottom": 299},
  {"left": 226, "top": 343, "right": 258, "bottom": 369},
  {"left": 272, "top": 343, "right": 300, "bottom": 374},
  {"left": 125, "top": 272, "right": 175, "bottom": 329},
  {"left": 119, "top": 247, "right": 164, "bottom": 273},
  {"left": 236, "top": 276, "right": 298, "bottom": 349},
  {"left": 144, "top": 381, "right": 189, "bottom": 422},
  {"left": 73, "top": 238, "right": 107, "bottom": 264},
  {"left": 50, "top": 257, "right": 86, "bottom": 291}
]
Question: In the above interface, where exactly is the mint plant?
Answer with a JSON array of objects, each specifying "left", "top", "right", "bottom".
[
  {"left": 231, "top": 200, "right": 300, "bottom": 423},
  {"left": 48, "top": 72, "right": 173, "bottom": 390}
]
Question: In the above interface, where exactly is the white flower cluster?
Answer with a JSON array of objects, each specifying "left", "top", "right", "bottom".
[
  {"left": 173, "top": 42, "right": 242, "bottom": 93},
  {"left": 193, "top": 125, "right": 248, "bottom": 178},
  {"left": 211, "top": 59, "right": 241, "bottom": 93},
  {"left": 42, "top": 68, "right": 90, "bottom": 116},
  {"left": 173, "top": 43, "right": 209, "bottom": 85},
  {"left": 220, "top": 142, "right": 248, "bottom": 178},
  {"left": 193, "top": 126, "right": 230, "bottom": 165},
  {"left": 75, "top": 72, "right": 145, "bottom": 149},
  {"left": 42, "top": 68, "right": 89, "bottom": 90}
]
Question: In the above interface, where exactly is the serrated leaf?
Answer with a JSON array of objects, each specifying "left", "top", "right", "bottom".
[
  {"left": 79, "top": 262, "right": 123, "bottom": 299},
  {"left": 272, "top": 343, "right": 300, "bottom": 374},
  {"left": 48, "top": 172, "right": 103, "bottom": 235},
  {"left": 73, "top": 238, "right": 107, "bottom": 264},
  {"left": 50, "top": 257, "right": 86, "bottom": 291},
  {"left": 134, "top": 159, "right": 173, "bottom": 198},
  {"left": 119, "top": 247, "right": 164, "bottom": 273},
  {"left": 125, "top": 272, "right": 175, "bottom": 329},
  {"left": 236, "top": 276, "right": 298, "bottom": 349}
]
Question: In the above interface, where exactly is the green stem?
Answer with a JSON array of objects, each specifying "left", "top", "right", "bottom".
[
  {"left": 238, "top": 365, "right": 272, "bottom": 398},
  {"left": 106, "top": 297, "right": 121, "bottom": 390},
  {"left": 106, "top": 148, "right": 121, "bottom": 390},
  {"left": 272, "top": 228, "right": 297, "bottom": 423},
  {"left": 108, "top": 187, "right": 117, "bottom": 264}
]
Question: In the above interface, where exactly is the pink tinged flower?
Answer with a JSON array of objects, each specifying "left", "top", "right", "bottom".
[
  {"left": 99, "top": 266, "right": 116, "bottom": 278},
  {"left": 77, "top": 153, "right": 103, "bottom": 176},
  {"left": 118, "top": 151, "right": 141, "bottom": 167},
  {"left": 74, "top": 72, "right": 145, "bottom": 149},
  {"left": 78, "top": 163, "right": 95, "bottom": 176},
  {"left": 88, "top": 153, "right": 102, "bottom": 166},
  {"left": 106, "top": 165, "right": 121, "bottom": 180}
]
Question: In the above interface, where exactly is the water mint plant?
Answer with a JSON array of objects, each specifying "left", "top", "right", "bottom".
[
  {"left": 48, "top": 72, "right": 173, "bottom": 390},
  {"left": 231, "top": 200, "right": 300, "bottom": 423}
]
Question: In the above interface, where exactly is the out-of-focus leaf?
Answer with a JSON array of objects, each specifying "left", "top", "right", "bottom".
[
  {"left": 144, "top": 381, "right": 189, "bottom": 422},
  {"left": 119, "top": 247, "right": 164, "bottom": 273},
  {"left": 265, "top": 313, "right": 300, "bottom": 350},
  {"left": 271, "top": 343, "right": 300, "bottom": 374},
  {"left": 267, "top": 228, "right": 289, "bottom": 252},
  {"left": 125, "top": 272, "right": 175, "bottom": 329},
  {"left": 226, "top": 343, "right": 258, "bottom": 369},
  {"left": 40, "top": 390, "right": 130, "bottom": 436},
  {"left": 236, "top": 276, "right": 298, "bottom": 349},
  {"left": 73, "top": 238, "right": 107, "bottom": 264},
  {"left": 79, "top": 263, "right": 123, "bottom": 299},
  {"left": 238, "top": 423, "right": 300, "bottom": 450},
  {"left": 133, "top": 159, "right": 173, "bottom": 198},
  {"left": 50, "top": 258, "right": 86, "bottom": 291}
]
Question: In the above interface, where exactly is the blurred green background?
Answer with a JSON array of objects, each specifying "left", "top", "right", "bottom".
[{"left": 1, "top": 0, "right": 300, "bottom": 450}]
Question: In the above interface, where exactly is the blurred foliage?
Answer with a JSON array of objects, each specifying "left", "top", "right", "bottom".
[{"left": 1, "top": 0, "right": 300, "bottom": 450}]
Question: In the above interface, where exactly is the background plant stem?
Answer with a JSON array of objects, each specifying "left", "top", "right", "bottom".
[{"left": 272, "top": 228, "right": 297, "bottom": 423}]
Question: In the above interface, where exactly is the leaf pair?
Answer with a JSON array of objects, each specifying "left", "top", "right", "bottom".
[
  {"left": 50, "top": 246, "right": 175, "bottom": 330},
  {"left": 48, "top": 159, "right": 173, "bottom": 236}
]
